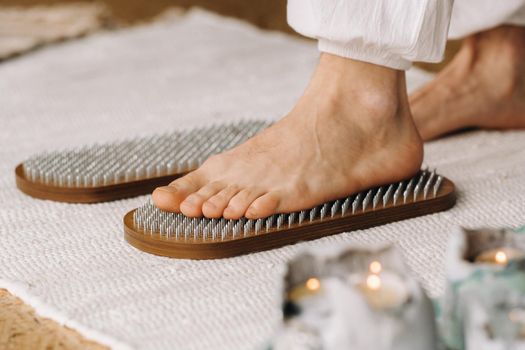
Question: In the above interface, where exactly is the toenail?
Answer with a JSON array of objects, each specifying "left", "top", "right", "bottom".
[
  {"left": 184, "top": 195, "right": 199, "bottom": 204},
  {"left": 204, "top": 201, "right": 217, "bottom": 210},
  {"left": 156, "top": 186, "right": 177, "bottom": 193}
]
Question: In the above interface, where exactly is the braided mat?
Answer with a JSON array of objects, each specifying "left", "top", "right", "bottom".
[
  {"left": 0, "top": 289, "right": 107, "bottom": 350},
  {"left": 1, "top": 9, "right": 524, "bottom": 350}
]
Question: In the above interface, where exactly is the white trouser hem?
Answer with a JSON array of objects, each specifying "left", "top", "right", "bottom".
[
  {"left": 318, "top": 39, "right": 412, "bottom": 71},
  {"left": 508, "top": 4, "right": 525, "bottom": 26},
  {"left": 449, "top": 1, "right": 525, "bottom": 39}
]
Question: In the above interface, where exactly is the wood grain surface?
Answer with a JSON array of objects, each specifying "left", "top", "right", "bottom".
[{"left": 15, "top": 164, "right": 185, "bottom": 203}]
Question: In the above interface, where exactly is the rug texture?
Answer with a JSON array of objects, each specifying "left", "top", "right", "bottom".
[
  {"left": 0, "top": 9, "right": 524, "bottom": 350},
  {"left": 0, "top": 3, "right": 110, "bottom": 61}
]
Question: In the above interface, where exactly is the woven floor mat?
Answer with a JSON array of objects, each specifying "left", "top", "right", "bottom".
[{"left": 0, "top": 9, "right": 524, "bottom": 350}]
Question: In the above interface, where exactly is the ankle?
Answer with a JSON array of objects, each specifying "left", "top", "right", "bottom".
[
  {"left": 317, "top": 53, "right": 405, "bottom": 91},
  {"left": 469, "top": 26, "right": 525, "bottom": 100},
  {"left": 314, "top": 53, "right": 411, "bottom": 121}
]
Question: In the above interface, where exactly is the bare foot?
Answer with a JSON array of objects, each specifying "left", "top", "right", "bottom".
[
  {"left": 410, "top": 25, "right": 525, "bottom": 141},
  {"left": 152, "top": 53, "right": 423, "bottom": 219}
]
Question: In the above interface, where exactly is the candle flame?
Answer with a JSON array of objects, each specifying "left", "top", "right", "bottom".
[
  {"left": 369, "top": 261, "right": 382, "bottom": 274},
  {"left": 306, "top": 277, "right": 321, "bottom": 291},
  {"left": 366, "top": 274, "right": 381, "bottom": 291},
  {"left": 495, "top": 250, "right": 508, "bottom": 264}
]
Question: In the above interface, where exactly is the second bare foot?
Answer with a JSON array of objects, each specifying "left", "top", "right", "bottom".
[{"left": 410, "top": 25, "right": 525, "bottom": 141}]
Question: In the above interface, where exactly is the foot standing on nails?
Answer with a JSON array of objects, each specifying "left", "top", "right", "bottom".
[{"left": 152, "top": 2, "right": 525, "bottom": 219}]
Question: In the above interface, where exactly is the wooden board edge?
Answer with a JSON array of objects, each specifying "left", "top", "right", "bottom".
[
  {"left": 123, "top": 178, "right": 457, "bottom": 259},
  {"left": 15, "top": 164, "right": 184, "bottom": 203}
]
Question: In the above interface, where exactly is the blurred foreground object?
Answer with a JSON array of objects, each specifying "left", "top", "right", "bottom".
[
  {"left": 0, "top": 3, "right": 110, "bottom": 61},
  {"left": 441, "top": 226, "right": 525, "bottom": 350},
  {"left": 271, "top": 245, "right": 437, "bottom": 350}
]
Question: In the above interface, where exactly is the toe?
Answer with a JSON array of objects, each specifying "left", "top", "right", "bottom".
[
  {"left": 245, "top": 192, "right": 281, "bottom": 219},
  {"left": 152, "top": 172, "right": 203, "bottom": 212},
  {"left": 179, "top": 181, "right": 225, "bottom": 217},
  {"left": 223, "top": 188, "right": 266, "bottom": 219},
  {"left": 201, "top": 186, "right": 241, "bottom": 218}
]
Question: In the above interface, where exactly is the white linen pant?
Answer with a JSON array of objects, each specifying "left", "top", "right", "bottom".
[{"left": 288, "top": 0, "right": 525, "bottom": 70}]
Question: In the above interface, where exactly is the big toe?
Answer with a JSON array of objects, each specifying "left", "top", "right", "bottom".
[
  {"left": 152, "top": 186, "right": 185, "bottom": 212},
  {"left": 152, "top": 173, "right": 202, "bottom": 212}
]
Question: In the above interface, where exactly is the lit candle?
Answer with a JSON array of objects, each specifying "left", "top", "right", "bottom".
[
  {"left": 369, "top": 260, "right": 382, "bottom": 274},
  {"left": 357, "top": 261, "right": 409, "bottom": 309},
  {"left": 275, "top": 247, "right": 438, "bottom": 350},
  {"left": 474, "top": 247, "right": 525, "bottom": 265},
  {"left": 287, "top": 277, "right": 322, "bottom": 301},
  {"left": 441, "top": 227, "right": 525, "bottom": 350},
  {"left": 305, "top": 277, "right": 321, "bottom": 291}
]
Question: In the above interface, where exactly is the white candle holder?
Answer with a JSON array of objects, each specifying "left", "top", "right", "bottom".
[
  {"left": 440, "top": 227, "right": 525, "bottom": 350},
  {"left": 271, "top": 244, "right": 437, "bottom": 350}
]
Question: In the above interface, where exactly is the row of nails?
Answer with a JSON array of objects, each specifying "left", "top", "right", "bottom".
[
  {"left": 133, "top": 170, "right": 442, "bottom": 241},
  {"left": 23, "top": 120, "right": 270, "bottom": 187}
]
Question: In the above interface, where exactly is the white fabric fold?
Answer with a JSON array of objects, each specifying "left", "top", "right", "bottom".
[
  {"left": 288, "top": 0, "right": 525, "bottom": 69},
  {"left": 449, "top": 0, "right": 525, "bottom": 38},
  {"left": 288, "top": 0, "right": 453, "bottom": 69}
]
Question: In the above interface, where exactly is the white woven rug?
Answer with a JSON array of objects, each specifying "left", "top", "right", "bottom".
[{"left": 1, "top": 9, "right": 524, "bottom": 350}]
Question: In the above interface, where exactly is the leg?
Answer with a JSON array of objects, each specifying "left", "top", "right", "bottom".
[
  {"left": 411, "top": 26, "right": 525, "bottom": 140},
  {"left": 154, "top": 54, "right": 423, "bottom": 219},
  {"left": 153, "top": 0, "right": 453, "bottom": 219},
  {"left": 411, "top": 1, "right": 525, "bottom": 140}
]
